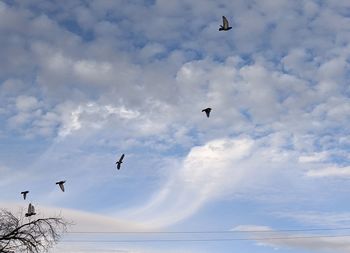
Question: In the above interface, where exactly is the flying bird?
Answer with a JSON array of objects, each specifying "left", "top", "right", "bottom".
[
  {"left": 25, "top": 203, "right": 36, "bottom": 217},
  {"left": 116, "top": 154, "right": 125, "bottom": 170},
  {"left": 219, "top": 16, "right": 232, "bottom": 31},
  {"left": 21, "top": 191, "right": 29, "bottom": 200},
  {"left": 56, "top": 180, "right": 66, "bottom": 192},
  {"left": 202, "top": 108, "right": 212, "bottom": 118}
]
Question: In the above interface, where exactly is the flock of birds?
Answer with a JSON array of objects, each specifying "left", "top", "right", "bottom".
[
  {"left": 20, "top": 16, "right": 232, "bottom": 218},
  {"left": 21, "top": 181, "right": 66, "bottom": 217}
]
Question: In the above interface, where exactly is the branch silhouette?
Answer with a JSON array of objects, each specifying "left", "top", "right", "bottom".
[{"left": 0, "top": 208, "right": 70, "bottom": 253}]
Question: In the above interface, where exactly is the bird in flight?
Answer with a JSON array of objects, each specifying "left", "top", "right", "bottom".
[
  {"left": 56, "top": 180, "right": 66, "bottom": 192},
  {"left": 21, "top": 191, "right": 29, "bottom": 200},
  {"left": 116, "top": 154, "right": 125, "bottom": 170},
  {"left": 219, "top": 16, "right": 232, "bottom": 31},
  {"left": 202, "top": 108, "right": 212, "bottom": 118},
  {"left": 25, "top": 203, "right": 36, "bottom": 217}
]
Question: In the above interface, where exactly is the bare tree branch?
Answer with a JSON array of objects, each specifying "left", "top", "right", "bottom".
[{"left": 0, "top": 208, "right": 70, "bottom": 253}]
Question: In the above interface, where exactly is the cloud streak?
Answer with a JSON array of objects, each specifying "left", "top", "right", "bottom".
[
  {"left": 121, "top": 136, "right": 297, "bottom": 227},
  {"left": 1, "top": 1, "right": 350, "bottom": 252},
  {"left": 306, "top": 166, "right": 350, "bottom": 178},
  {"left": 234, "top": 225, "right": 350, "bottom": 253}
]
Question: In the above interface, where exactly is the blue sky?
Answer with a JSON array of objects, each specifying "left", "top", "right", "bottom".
[{"left": 1, "top": 0, "right": 350, "bottom": 252}]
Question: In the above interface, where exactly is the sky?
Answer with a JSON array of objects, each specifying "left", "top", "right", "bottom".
[{"left": 1, "top": 0, "right": 350, "bottom": 252}]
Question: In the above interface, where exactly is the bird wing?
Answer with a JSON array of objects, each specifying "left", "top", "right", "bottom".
[
  {"left": 222, "top": 16, "right": 229, "bottom": 29},
  {"left": 30, "top": 204, "right": 35, "bottom": 214},
  {"left": 27, "top": 204, "right": 32, "bottom": 213},
  {"left": 119, "top": 154, "right": 125, "bottom": 162},
  {"left": 59, "top": 183, "right": 65, "bottom": 192}
]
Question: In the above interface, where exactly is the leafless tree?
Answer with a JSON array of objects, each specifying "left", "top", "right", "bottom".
[{"left": 0, "top": 208, "right": 70, "bottom": 253}]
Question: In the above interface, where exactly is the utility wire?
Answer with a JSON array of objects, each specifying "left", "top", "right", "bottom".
[
  {"left": 61, "top": 234, "right": 350, "bottom": 243},
  {"left": 66, "top": 227, "right": 350, "bottom": 234}
]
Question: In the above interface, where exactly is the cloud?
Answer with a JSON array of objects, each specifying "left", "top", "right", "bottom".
[
  {"left": 119, "top": 137, "right": 253, "bottom": 226},
  {"left": 1, "top": 202, "right": 162, "bottom": 253},
  {"left": 1, "top": 202, "right": 148, "bottom": 233},
  {"left": 53, "top": 245, "right": 198, "bottom": 253},
  {"left": 306, "top": 166, "right": 350, "bottom": 178},
  {"left": 121, "top": 136, "right": 297, "bottom": 227},
  {"left": 0, "top": 2, "right": 350, "bottom": 253},
  {"left": 15, "top": 95, "right": 40, "bottom": 111},
  {"left": 233, "top": 225, "right": 350, "bottom": 253},
  {"left": 57, "top": 103, "right": 124, "bottom": 137},
  {"left": 1, "top": 0, "right": 349, "bottom": 149},
  {"left": 298, "top": 152, "right": 328, "bottom": 163},
  {"left": 1, "top": 202, "right": 200, "bottom": 253},
  {"left": 277, "top": 211, "right": 350, "bottom": 228}
]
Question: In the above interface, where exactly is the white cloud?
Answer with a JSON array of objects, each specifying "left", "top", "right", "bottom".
[
  {"left": 119, "top": 137, "right": 252, "bottom": 226},
  {"left": 1, "top": 2, "right": 350, "bottom": 253},
  {"left": 233, "top": 225, "right": 350, "bottom": 253},
  {"left": 121, "top": 136, "right": 297, "bottom": 227},
  {"left": 57, "top": 102, "right": 141, "bottom": 137},
  {"left": 298, "top": 152, "right": 328, "bottom": 163},
  {"left": 1, "top": 202, "right": 199, "bottom": 253},
  {"left": 232, "top": 224, "right": 272, "bottom": 232},
  {"left": 73, "top": 60, "right": 113, "bottom": 84},
  {"left": 306, "top": 166, "right": 350, "bottom": 178},
  {"left": 15, "top": 95, "right": 40, "bottom": 111},
  {"left": 1, "top": 202, "right": 148, "bottom": 233}
]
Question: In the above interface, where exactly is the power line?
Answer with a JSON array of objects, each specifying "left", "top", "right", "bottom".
[
  {"left": 61, "top": 234, "right": 350, "bottom": 243},
  {"left": 66, "top": 227, "right": 350, "bottom": 234}
]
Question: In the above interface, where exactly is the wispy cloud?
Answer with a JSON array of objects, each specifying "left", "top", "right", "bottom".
[
  {"left": 120, "top": 136, "right": 299, "bottom": 227},
  {"left": 306, "top": 166, "right": 350, "bottom": 178},
  {"left": 1, "top": 1, "right": 350, "bottom": 252},
  {"left": 233, "top": 225, "right": 350, "bottom": 253}
]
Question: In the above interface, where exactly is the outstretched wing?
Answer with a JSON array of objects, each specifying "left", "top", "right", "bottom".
[
  {"left": 27, "top": 203, "right": 32, "bottom": 213},
  {"left": 30, "top": 204, "right": 35, "bottom": 214},
  {"left": 59, "top": 183, "right": 65, "bottom": 192},
  {"left": 206, "top": 110, "right": 210, "bottom": 117},
  {"left": 119, "top": 154, "right": 125, "bottom": 162},
  {"left": 222, "top": 16, "right": 229, "bottom": 29}
]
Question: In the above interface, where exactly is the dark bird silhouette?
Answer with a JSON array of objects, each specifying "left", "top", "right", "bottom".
[
  {"left": 56, "top": 180, "right": 66, "bottom": 192},
  {"left": 219, "top": 16, "right": 232, "bottom": 31},
  {"left": 25, "top": 203, "right": 36, "bottom": 217},
  {"left": 21, "top": 191, "right": 29, "bottom": 200},
  {"left": 116, "top": 154, "right": 125, "bottom": 170},
  {"left": 202, "top": 108, "right": 212, "bottom": 118}
]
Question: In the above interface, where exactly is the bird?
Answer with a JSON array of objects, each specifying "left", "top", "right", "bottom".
[
  {"left": 25, "top": 203, "right": 32, "bottom": 217},
  {"left": 219, "top": 16, "right": 232, "bottom": 31},
  {"left": 56, "top": 180, "right": 66, "bottom": 192},
  {"left": 202, "top": 108, "right": 212, "bottom": 118},
  {"left": 21, "top": 191, "right": 29, "bottom": 200},
  {"left": 25, "top": 203, "right": 36, "bottom": 217},
  {"left": 116, "top": 154, "right": 125, "bottom": 170}
]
